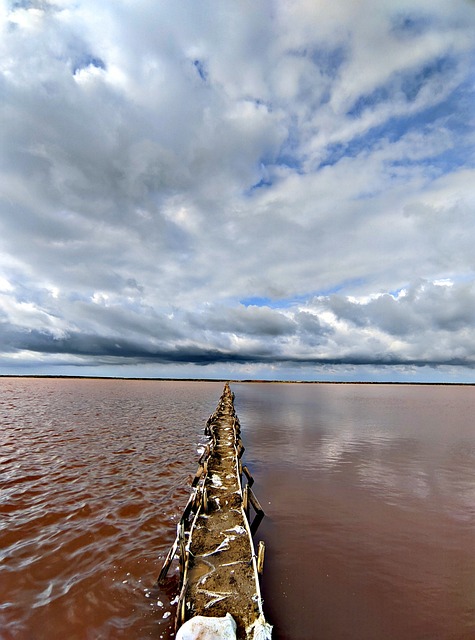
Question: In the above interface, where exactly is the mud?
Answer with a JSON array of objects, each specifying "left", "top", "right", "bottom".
[{"left": 171, "top": 384, "right": 266, "bottom": 639}]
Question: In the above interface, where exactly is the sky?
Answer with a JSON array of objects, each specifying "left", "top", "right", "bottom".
[{"left": 1, "top": 0, "right": 475, "bottom": 382}]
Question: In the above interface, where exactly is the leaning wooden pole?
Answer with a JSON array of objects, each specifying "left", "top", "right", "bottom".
[{"left": 158, "top": 383, "right": 272, "bottom": 640}]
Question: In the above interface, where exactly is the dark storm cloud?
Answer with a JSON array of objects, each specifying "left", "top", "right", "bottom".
[
  {"left": 327, "top": 281, "right": 475, "bottom": 335},
  {"left": 187, "top": 305, "right": 297, "bottom": 337},
  {"left": 2, "top": 278, "right": 475, "bottom": 372}
]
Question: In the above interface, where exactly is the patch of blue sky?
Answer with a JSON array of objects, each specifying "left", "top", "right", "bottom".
[
  {"left": 193, "top": 59, "right": 208, "bottom": 82},
  {"left": 403, "top": 57, "right": 457, "bottom": 102},
  {"left": 253, "top": 98, "right": 273, "bottom": 110},
  {"left": 388, "top": 286, "right": 408, "bottom": 299},
  {"left": 272, "top": 116, "right": 305, "bottom": 172},
  {"left": 273, "top": 151, "right": 304, "bottom": 173},
  {"left": 347, "top": 55, "right": 457, "bottom": 119},
  {"left": 347, "top": 86, "right": 392, "bottom": 121},
  {"left": 320, "top": 77, "right": 471, "bottom": 172},
  {"left": 248, "top": 177, "right": 273, "bottom": 193},
  {"left": 288, "top": 43, "right": 348, "bottom": 77},
  {"left": 11, "top": 0, "right": 35, "bottom": 9},
  {"left": 245, "top": 158, "right": 302, "bottom": 196},
  {"left": 246, "top": 147, "right": 304, "bottom": 196},
  {"left": 245, "top": 158, "right": 275, "bottom": 195},
  {"left": 391, "top": 142, "right": 474, "bottom": 176},
  {"left": 309, "top": 44, "right": 348, "bottom": 77},
  {"left": 72, "top": 54, "right": 106, "bottom": 75},
  {"left": 449, "top": 272, "right": 475, "bottom": 285},
  {"left": 240, "top": 296, "right": 273, "bottom": 307},
  {"left": 240, "top": 279, "right": 366, "bottom": 308},
  {"left": 390, "top": 13, "right": 433, "bottom": 39}
]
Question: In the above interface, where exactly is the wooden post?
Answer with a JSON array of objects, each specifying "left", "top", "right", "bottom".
[
  {"left": 250, "top": 511, "right": 264, "bottom": 536},
  {"left": 199, "top": 445, "right": 210, "bottom": 465},
  {"left": 248, "top": 487, "right": 264, "bottom": 516},
  {"left": 243, "top": 485, "right": 249, "bottom": 519},
  {"left": 257, "top": 541, "right": 265, "bottom": 574},
  {"left": 157, "top": 532, "right": 179, "bottom": 583},
  {"left": 191, "top": 465, "right": 203, "bottom": 487},
  {"left": 202, "top": 486, "right": 208, "bottom": 514},
  {"left": 242, "top": 465, "right": 254, "bottom": 486},
  {"left": 178, "top": 521, "right": 186, "bottom": 575}
]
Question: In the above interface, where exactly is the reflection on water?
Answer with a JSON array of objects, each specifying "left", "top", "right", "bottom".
[
  {"left": 1, "top": 379, "right": 474, "bottom": 640},
  {"left": 234, "top": 383, "right": 475, "bottom": 640}
]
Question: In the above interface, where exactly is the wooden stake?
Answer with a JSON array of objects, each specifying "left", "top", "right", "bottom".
[
  {"left": 257, "top": 541, "right": 265, "bottom": 574},
  {"left": 191, "top": 465, "right": 203, "bottom": 487},
  {"left": 242, "top": 465, "right": 254, "bottom": 486},
  {"left": 157, "top": 534, "right": 178, "bottom": 583},
  {"left": 202, "top": 486, "right": 208, "bottom": 514},
  {"left": 249, "top": 488, "right": 264, "bottom": 516},
  {"left": 243, "top": 485, "right": 249, "bottom": 518}
]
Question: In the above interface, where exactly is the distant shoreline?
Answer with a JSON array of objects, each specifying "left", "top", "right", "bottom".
[{"left": 0, "top": 375, "right": 473, "bottom": 386}]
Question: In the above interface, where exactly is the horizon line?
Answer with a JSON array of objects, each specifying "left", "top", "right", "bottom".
[{"left": 0, "top": 374, "right": 473, "bottom": 386}]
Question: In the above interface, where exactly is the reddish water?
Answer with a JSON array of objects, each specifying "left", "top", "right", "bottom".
[
  {"left": 1, "top": 379, "right": 474, "bottom": 640},
  {"left": 234, "top": 383, "right": 475, "bottom": 640},
  {"left": 0, "top": 378, "right": 223, "bottom": 640}
]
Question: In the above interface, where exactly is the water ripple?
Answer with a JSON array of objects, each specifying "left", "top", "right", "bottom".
[{"left": 0, "top": 378, "right": 222, "bottom": 639}]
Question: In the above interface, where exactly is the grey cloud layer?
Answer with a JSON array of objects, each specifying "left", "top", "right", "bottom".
[
  {"left": 2, "top": 280, "right": 474, "bottom": 370},
  {"left": 1, "top": 1, "right": 475, "bottom": 378}
]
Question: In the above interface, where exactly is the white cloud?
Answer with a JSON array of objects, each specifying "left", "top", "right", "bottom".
[{"left": 1, "top": 0, "right": 475, "bottom": 380}]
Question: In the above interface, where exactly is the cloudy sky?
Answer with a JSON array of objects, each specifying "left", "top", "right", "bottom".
[{"left": 1, "top": 0, "right": 475, "bottom": 382}]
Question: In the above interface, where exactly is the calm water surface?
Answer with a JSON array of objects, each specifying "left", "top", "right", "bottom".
[
  {"left": 1, "top": 379, "right": 474, "bottom": 640},
  {"left": 234, "top": 383, "right": 475, "bottom": 640}
]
